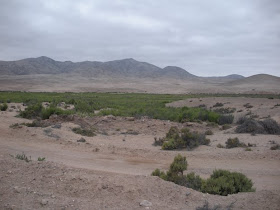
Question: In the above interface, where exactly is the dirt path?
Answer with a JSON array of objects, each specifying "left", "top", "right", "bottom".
[{"left": 1, "top": 124, "right": 279, "bottom": 192}]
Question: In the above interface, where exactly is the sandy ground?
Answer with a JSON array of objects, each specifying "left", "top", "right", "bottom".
[
  {"left": 0, "top": 100, "right": 280, "bottom": 209},
  {"left": 0, "top": 74, "right": 280, "bottom": 94},
  {"left": 167, "top": 97, "right": 280, "bottom": 123}
]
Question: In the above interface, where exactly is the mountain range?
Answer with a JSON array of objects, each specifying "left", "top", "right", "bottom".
[{"left": 0, "top": 56, "right": 243, "bottom": 79}]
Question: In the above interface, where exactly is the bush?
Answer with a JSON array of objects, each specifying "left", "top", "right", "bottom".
[
  {"left": 236, "top": 118, "right": 280, "bottom": 135},
  {"left": 225, "top": 137, "right": 246, "bottom": 149},
  {"left": 217, "top": 143, "right": 225, "bottom": 148},
  {"left": 37, "top": 157, "right": 46, "bottom": 161},
  {"left": 161, "top": 127, "right": 210, "bottom": 150},
  {"left": 244, "top": 103, "right": 253, "bottom": 108},
  {"left": 185, "top": 172, "right": 203, "bottom": 191},
  {"left": 41, "top": 106, "right": 65, "bottom": 120},
  {"left": 201, "top": 169, "right": 255, "bottom": 196},
  {"left": 236, "top": 116, "right": 248, "bottom": 124},
  {"left": 152, "top": 155, "right": 255, "bottom": 196},
  {"left": 19, "top": 103, "right": 43, "bottom": 119},
  {"left": 205, "top": 130, "right": 213, "bottom": 135},
  {"left": 19, "top": 103, "right": 71, "bottom": 120},
  {"left": 218, "top": 115, "right": 234, "bottom": 125},
  {"left": 213, "top": 102, "right": 223, "bottom": 107},
  {"left": 259, "top": 119, "right": 280, "bottom": 134},
  {"left": 235, "top": 118, "right": 264, "bottom": 134},
  {"left": 72, "top": 127, "right": 96, "bottom": 137},
  {"left": 152, "top": 154, "right": 188, "bottom": 183},
  {"left": 270, "top": 144, "right": 280, "bottom": 150},
  {"left": 0, "top": 103, "right": 8, "bottom": 111}
]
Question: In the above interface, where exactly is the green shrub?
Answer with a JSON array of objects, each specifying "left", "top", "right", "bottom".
[
  {"left": 19, "top": 103, "right": 43, "bottom": 119},
  {"left": 0, "top": 103, "right": 8, "bottom": 111},
  {"left": 225, "top": 137, "right": 246, "bottom": 149},
  {"left": 152, "top": 155, "right": 255, "bottom": 196},
  {"left": 15, "top": 152, "right": 31, "bottom": 162},
  {"left": 218, "top": 115, "right": 234, "bottom": 125},
  {"left": 185, "top": 172, "right": 203, "bottom": 191},
  {"left": 161, "top": 127, "right": 210, "bottom": 150},
  {"left": 37, "top": 157, "right": 46, "bottom": 161},
  {"left": 19, "top": 103, "right": 71, "bottom": 120},
  {"left": 201, "top": 169, "right": 255, "bottom": 196},
  {"left": 72, "top": 127, "right": 96, "bottom": 137},
  {"left": 41, "top": 106, "right": 64, "bottom": 120}
]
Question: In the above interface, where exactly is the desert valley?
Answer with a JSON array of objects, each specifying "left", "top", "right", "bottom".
[{"left": 0, "top": 56, "right": 280, "bottom": 209}]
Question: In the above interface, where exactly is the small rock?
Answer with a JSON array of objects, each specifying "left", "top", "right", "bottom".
[
  {"left": 77, "top": 138, "right": 86, "bottom": 143},
  {"left": 13, "top": 186, "right": 20, "bottom": 193},
  {"left": 140, "top": 200, "right": 152, "bottom": 207},
  {"left": 186, "top": 191, "right": 191, "bottom": 196},
  {"left": 51, "top": 124, "right": 62, "bottom": 129},
  {"left": 126, "top": 117, "right": 135, "bottom": 121},
  {"left": 41, "top": 199, "right": 48, "bottom": 205}
]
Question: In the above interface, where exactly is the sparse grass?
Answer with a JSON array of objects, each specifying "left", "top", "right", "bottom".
[
  {"left": 214, "top": 107, "right": 236, "bottom": 114},
  {"left": 37, "top": 157, "right": 46, "bottom": 161},
  {"left": 72, "top": 127, "right": 96, "bottom": 137},
  {"left": 14, "top": 152, "right": 31, "bottom": 162},
  {"left": 10, "top": 123, "right": 22, "bottom": 129},
  {"left": 245, "top": 148, "right": 252, "bottom": 151}
]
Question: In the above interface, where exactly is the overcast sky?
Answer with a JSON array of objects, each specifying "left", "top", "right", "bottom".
[{"left": 0, "top": 0, "right": 279, "bottom": 76}]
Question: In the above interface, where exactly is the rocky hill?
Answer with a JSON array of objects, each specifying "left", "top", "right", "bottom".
[{"left": 0, "top": 56, "right": 243, "bottom": 80}]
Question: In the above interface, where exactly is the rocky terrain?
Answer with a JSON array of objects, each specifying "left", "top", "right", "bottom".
[{"left": 1, "top": 57, "right": 280, "bottom": 94}]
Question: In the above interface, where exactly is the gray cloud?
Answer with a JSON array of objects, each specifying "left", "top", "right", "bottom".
[{"left": 0, "top": 0, "right": 279, "bottom": 76}]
